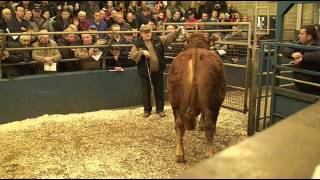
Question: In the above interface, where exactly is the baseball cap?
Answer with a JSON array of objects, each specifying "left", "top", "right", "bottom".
[
  {"left": 33, "top": 4, "right": 42, "bottom": 12},
  {"left": 89, "top": 24, "right": 97, "bottom": 29},
  {"left": 139, "top": 24, "right": 152, "bottom": 32}
]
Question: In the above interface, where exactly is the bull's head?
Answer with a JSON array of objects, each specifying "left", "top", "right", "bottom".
[{"left": 184, "top": 32, "right": 211, "bottom": 50}]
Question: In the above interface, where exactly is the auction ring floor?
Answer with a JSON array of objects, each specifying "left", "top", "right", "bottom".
[{"left": 0, "top": 103, "right": 247, "bottom": 178}]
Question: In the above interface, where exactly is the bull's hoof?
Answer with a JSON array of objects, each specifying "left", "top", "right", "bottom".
[
  {"left": 185, "top": 125, "right": 196, "bottom": 131},
  {"left": 205, "top": 150, "right": 215, "bottom": 158},
  {"left": 198, "top": 126, "right": 205, "bottom": 131},
  {"left": 175, "top": 155, "right": 186, "bottom": 163}
]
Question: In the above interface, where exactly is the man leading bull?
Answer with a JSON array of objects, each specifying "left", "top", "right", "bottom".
[{"left": 130, "top": 24, "right": 186, "bottom": 118}]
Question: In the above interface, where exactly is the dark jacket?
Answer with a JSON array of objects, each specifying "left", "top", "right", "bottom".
[
  {"left": 7, "top": 17, "right": 31, "bottom": 33},
  {"left": 133, "top": 36, "right": 165, "bottom": 77},
  {"left": 282, "top": 41, "right": 320, "bottom": 95},
  {"left": 53, "top": 19, "right": 73, "bottom": 32},
  {"left": 2, "top": 41, "right": 32, "bottom": 78},
  {"left": 5, "top": 41, "right": 32, "bottom": 63},
  {"left": 136, "top": 13, "right": 150, "bottom": 28}
]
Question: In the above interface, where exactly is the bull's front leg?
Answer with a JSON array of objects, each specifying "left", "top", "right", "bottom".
[{"left": 173, "top": 109, "right": 186, "bottom": 163}]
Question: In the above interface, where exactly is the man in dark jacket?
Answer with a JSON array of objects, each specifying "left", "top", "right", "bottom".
[
  {"left": 53, "top": 9, "right": 73, "bottom": 32},
  {"left": 2, "top": 34, "right": 32, "bottom": 78},
  {"left": 282, "top": 25, "right": 320, "bottom": 95},
  {"left": 136, "top": 6, "right": 151, "bottom": 28},
  {"left": 7, "top": 5, "right": 31, "bottom": 39},
  {"left": 129, "top": 24, "right": 183, "bottom": 118},
  {"left": 57, "top": 28, "right": 80, "bottom": 72}
]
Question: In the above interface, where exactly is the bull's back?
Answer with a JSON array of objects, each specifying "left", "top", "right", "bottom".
[{"left": 167, "top": 48, "right": 226, "bottom": 109}]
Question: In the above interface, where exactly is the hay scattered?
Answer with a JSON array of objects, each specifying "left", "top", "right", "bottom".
[{"left": 0, "top": 104, "right": 247, "bottom": 178}]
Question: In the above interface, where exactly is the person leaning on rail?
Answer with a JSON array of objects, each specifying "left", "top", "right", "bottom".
[
  {"left": 74, "top": 33, "right": 107, "bottom": 70},
  {"left": 282, "top": 24, "right": 320, "bottom": 96},
  {"left": 31, "top": 28, "right": 61, "bottom": 74},
  {"left": 129, "top": 24, "right": 185, "bottom": 119},
  {"left": 2, "top": 33, "right": 32, "bottom": 78}
]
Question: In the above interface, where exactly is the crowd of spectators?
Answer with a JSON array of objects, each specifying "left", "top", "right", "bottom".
[{"left": 0, "top": 1, "right": 249, "bottom": 78}]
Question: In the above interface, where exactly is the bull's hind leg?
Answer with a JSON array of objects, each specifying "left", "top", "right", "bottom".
[
  {"left": 198, "top": 113, "right": 206, "bottom": 131},
  {"left": 184, "top": 108, "right": 201, "bottom": 130},
  {"left": 173, "top": 108, "right": 186, "bottom": 163},
  {"left": 203, "top": 108, "right": 220, "bottom": 158}
]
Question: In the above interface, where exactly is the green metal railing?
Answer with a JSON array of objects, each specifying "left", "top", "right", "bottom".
[{"left": 255, "top": 41, "right": 320, "bottom": 132}]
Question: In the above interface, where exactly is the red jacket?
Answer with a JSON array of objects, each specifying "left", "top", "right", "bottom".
[{"left": 185, "top": 18, "right": 198, "bottom": 30}]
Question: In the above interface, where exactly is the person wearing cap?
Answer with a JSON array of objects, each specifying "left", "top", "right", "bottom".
[
  {"left": 88, "top": 24, "right": 99, "bottom": 42},
  {"left": 29, "top": 4, "right": 54, "bottom": 39},
  {"left": 129, "top": 24, "right": 184, "bottom": 118},
  {"left": 90, "top": 10, "right": 108, "bottom": 39}
]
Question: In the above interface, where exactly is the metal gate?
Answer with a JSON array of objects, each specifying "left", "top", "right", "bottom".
[
  {"left": 255, "top": 41, "right": 320, "bottom": 132},
  {"left": 163, "top": 22, "right": 252, "bottom": 113}
]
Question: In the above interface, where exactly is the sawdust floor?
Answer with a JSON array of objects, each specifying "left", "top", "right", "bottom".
[{"left": 0, "top": 104, "right": 248, "bottom": 178}]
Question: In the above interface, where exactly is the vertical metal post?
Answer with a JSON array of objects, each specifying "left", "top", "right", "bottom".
[
  {"left": 247, "top": 2, "right": 259, "bottom": 136},
  {"left": 255, "top": 41, "right": 266, "bottom": 131},
  {"left": 244, "top": 22, "right": 252, "bottom": 112},
  {"left": 162, "top": 22, "right": 166, "bottom": 36},
  {"left": 0, "top": 30, "right": 6, "bottom": 79}
]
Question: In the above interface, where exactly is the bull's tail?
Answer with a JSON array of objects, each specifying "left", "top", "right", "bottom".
[
  {"left": 184, "top": 48, "right": 201, "bottom": 130},
  {"left": 190, "top": 48, "right": 200, "bottom": 108}
]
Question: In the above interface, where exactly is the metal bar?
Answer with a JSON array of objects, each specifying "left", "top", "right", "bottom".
[
  {"left": 215, "top": 40, "right": 248, "bottom": 46},
  {"left": 223, "top": 63, "right": 247, "bottom": 68},
  {"left": 279, "top": 83, "right": 295, "bottom": 87},
  {"left": 275, "top": 75, "right": 320, "bottom": 87},
  {"left": 227, "top": 85, "right": 245, "bottom": 91},
  {"left": 272, "top": 112, "right": 287, "bottom": 118},
  {"left": 221, "top": 105, "right": 247, "bottom": 113},
  {"left": 1, "top": 56, "right": 131, "bottom": 67},
  {"left": 164, "top": 22, "right": 251, "bottom": 25},
  {"left": 276, "top": 42, "right": 320, "bottom": 50},
  {"left": 5, "top": 44, "right": 111, "bottom": 51},
  {"left": 275, "top": 65, "right": 320, "bottom": 76}
]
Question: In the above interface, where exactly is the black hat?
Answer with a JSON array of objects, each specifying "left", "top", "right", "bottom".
[
  {"left": 186, "top": 10, "right": 194, "bottom": 16},
  {"left": 33, "top": 4, "right": 42, "bottom": 12}
]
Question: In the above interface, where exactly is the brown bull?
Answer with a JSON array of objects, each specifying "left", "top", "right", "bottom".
[{"left": 167, "top": 32, "right": 226, "bottom": 162}]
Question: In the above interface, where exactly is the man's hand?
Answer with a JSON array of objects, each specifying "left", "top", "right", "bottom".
[
  {"left": 292, "top": 52, "right": 302, "bottom": 59},
  {"left": 177, "top": 26, "right": 188, "bottom": 37},
  {"left": 2, "top": 51, "right": 9, "bottom": 59},
  {"left": 114, "top": 55, "right": 119, "bottom": 61},
  {"left": 114, "top": 66, "right": 124, "bottom": 72},
  {"left": 89, "top": 48, "right": 98, "bottom": 56},
  {"left": 44, "top": 57, "right": 53, "bottom": 64},
  {"left": 142, "top": 50, "right": 151, "bottom": 58},
  {"left": 292, "top": 52, "right": 303, "bottom": 65}
]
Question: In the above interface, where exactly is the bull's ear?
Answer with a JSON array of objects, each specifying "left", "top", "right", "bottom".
[
  {"left": 186, "top": 37, "right": 191, "bottom": 43},
  {"left": 209, "top": 36, "right": 219, "bottom": 44}
]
